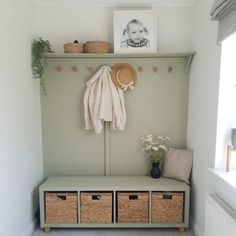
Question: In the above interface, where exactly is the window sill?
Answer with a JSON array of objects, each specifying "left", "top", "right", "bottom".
[
  {"left": 209, "top": 168, "right": 236, "bottom": 189},
  {"left": 209, "top": 168, "right": 236, "bottom": 212}
]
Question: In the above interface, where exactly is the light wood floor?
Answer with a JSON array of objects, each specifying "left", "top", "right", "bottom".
[{"left": 32, "top": 228, "right": 196, "bottom": 236}]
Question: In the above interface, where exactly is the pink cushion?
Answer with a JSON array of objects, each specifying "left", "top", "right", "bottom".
[{"left": 162, "top": 148, "right": 193, "bottom": 183}]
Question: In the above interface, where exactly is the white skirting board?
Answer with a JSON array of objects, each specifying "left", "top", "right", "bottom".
[
  {"left": 190, "top": 218, "right": 204, "bottom": 236},
  {"left": 205, "top": 193, "right": 236, "bottom": 236},
  {"left": 23, "top": 217, "right": 36, "bottom": 236}
]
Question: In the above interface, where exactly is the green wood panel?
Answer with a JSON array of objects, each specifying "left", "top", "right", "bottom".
[
  {"left": 109, "top": 58, "right": 189, "bottom": 175},
  {"left": 41, "top": 60, "right": 106, "bottom": 177},
  {"left": 41, "top": 57, "right": 189, "bottom": 177}
]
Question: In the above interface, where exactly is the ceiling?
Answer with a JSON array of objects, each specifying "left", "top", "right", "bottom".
[{"left": 33, "top": 0, "right": 195, "bottom": 7}]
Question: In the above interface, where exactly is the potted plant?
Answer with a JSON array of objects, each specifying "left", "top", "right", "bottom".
[
  {"left": 140, "top": 134, "right": 170, "bottom": 178},
  {"left": 32, "top": 37, "right": 52, "bottom": 94}
]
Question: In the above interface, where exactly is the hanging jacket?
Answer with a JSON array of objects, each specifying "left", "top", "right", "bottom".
[{"left": 84, "top": 65, "right": 126, "bottom": 134}]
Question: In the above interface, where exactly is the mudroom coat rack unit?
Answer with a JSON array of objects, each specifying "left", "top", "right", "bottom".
[{"left": 41, "top": 52, "right": 194, "bottom": 177}]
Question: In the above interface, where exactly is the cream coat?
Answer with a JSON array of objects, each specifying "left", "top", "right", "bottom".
[{"left": 84, "top": 66, "right": 126, "bottom": 134}]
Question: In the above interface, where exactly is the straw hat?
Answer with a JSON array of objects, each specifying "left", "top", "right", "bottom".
[{"left": 111, "top": 63, "right": 137, "bottom": 91}]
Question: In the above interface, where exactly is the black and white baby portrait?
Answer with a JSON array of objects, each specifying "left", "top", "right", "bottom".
[{"left": 120, "top": 19, "right": 150, "bottom": 48}]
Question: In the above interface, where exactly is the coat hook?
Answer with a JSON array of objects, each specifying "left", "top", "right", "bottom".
[
  {"left": 168, "top": 67, "right": 173, "bottom": 73},
  {"left": 137, "top": 66, "right": 143, "bottom": 73},
  {"left": 56, "top": 66, "right": 62, "bottom": 73},
  {"left": 72, "top": 66, "right": 78, "bottom": 73},
  {"left": 153, "top": 66, "right": 158, "bottom": 73},
  {"left": 86, "top": 66, "right": 94, "bottom": 73}
]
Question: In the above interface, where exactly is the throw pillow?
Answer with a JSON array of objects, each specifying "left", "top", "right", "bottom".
[{"left": 162, "top": 148, "right": 193, "bottom": 183}]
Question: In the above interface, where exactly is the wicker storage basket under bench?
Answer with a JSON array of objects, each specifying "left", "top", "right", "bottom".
[
  {"left": 117, "top": 192, "right": 149, "bottom": 223},
  {"left": 45, "top": 192, "right": 78, "bottom": 224},
  {"left": 152, "top": 192, "right": 184, "bottom": 223},
  {"left": 80, "top": 192, "right": 113, "bottom": 224},
  {"left": 39, "top": 176, "right": 190, "bottom": 233}
]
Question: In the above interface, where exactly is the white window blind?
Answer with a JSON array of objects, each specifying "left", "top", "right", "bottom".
[{"left": 210, "top": 0, "right": 236, "bottom": 42}]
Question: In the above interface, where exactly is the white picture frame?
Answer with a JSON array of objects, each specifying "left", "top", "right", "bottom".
[{"left": 113, "top": 10, "right": 156, "bottom": 54}]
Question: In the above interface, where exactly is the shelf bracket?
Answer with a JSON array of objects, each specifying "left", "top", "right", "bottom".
[{"left": 185, "top": 53, "right": 195, "bottom": 73}]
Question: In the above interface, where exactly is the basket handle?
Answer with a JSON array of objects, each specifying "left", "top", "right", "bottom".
[
  {"left": 129, "top": 195, "right": 138, "bottom": 200},
  {"left": 92, "top": 195, "right": 101, "bottom": 200},
  {"left": 163, "top": 194, "right": 172, "bottom": 200},
  {"left": 57, "top": 195, "right": 67, "bottom": 200}
]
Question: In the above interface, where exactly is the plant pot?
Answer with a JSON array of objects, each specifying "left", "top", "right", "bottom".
[{"left": 150, "top": 162, "right": 161, "bottom": 178}]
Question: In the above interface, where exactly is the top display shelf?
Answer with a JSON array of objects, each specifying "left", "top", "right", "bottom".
[
  {"left": 44, "top": 52, "right": 195, "bottom": 71},
  {"left": 44, "top": 52, "right": 195, "bottom": 60}
]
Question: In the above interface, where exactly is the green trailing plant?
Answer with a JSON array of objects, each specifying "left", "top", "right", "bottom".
[{"left": 32, "top": 37, "right": 52, "bottom": 94}]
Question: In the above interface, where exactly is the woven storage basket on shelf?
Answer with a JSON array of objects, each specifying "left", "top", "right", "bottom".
[
  {"left": 117, "top": 192, "right": 149, "bottom": 223},
  {"left": 151, "top": 192, "right": 184, "bottom": 223},
  {"left": 85, "top": 41, "right": 110, "bottom": 53},
  {"left": 64, "top": 43, "right": 84, "bottom": 53},
  {"left": 80, "top": 192, "right": 113, "bottom": 224},
  {"left": 45, "top": 192, "right": 78, "bottom": 224}
]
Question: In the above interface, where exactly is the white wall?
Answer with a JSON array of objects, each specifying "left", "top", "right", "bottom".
[
  {"left": 34, "top": 6, "right": 193, "bottom": 53},
  {"left": 0, "top": 1, "right": 43, "bottom": 236},
  {"left": 187, "top": 0, "right": 221, "bottom": 235}
]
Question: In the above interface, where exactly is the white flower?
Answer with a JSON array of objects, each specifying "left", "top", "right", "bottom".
[
  {"left": 140, "top": 134, "right": 171, "bottom": 163},
  {"left": 140, "top": 134, "right": 155, "bottom": 142},
  {"left": 145, "top": 144, "right": 152, "bottom": 150},
  {"left": 151, "top": 142, "right": 160, "bottom": 145},
  {"left": 159, "top": 145, "right": 167, "bottom": 151}
]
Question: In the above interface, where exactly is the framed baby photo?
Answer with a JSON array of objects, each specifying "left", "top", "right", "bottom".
[{"left": 113, "top": 9, "right": 156, "bottom": 54}]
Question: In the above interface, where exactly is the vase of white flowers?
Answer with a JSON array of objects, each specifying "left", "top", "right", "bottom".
[{"left": 140, "top": 134, "right": 170, "bottom": 178}]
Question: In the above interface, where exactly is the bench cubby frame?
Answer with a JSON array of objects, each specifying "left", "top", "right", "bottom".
[{"left": 39, "top": 176, "right": 190, "bottom": 233}]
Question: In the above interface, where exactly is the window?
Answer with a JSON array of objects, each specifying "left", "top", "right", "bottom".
[{"left": 215, "top": 33, "right": 236, "bottom": 171}]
